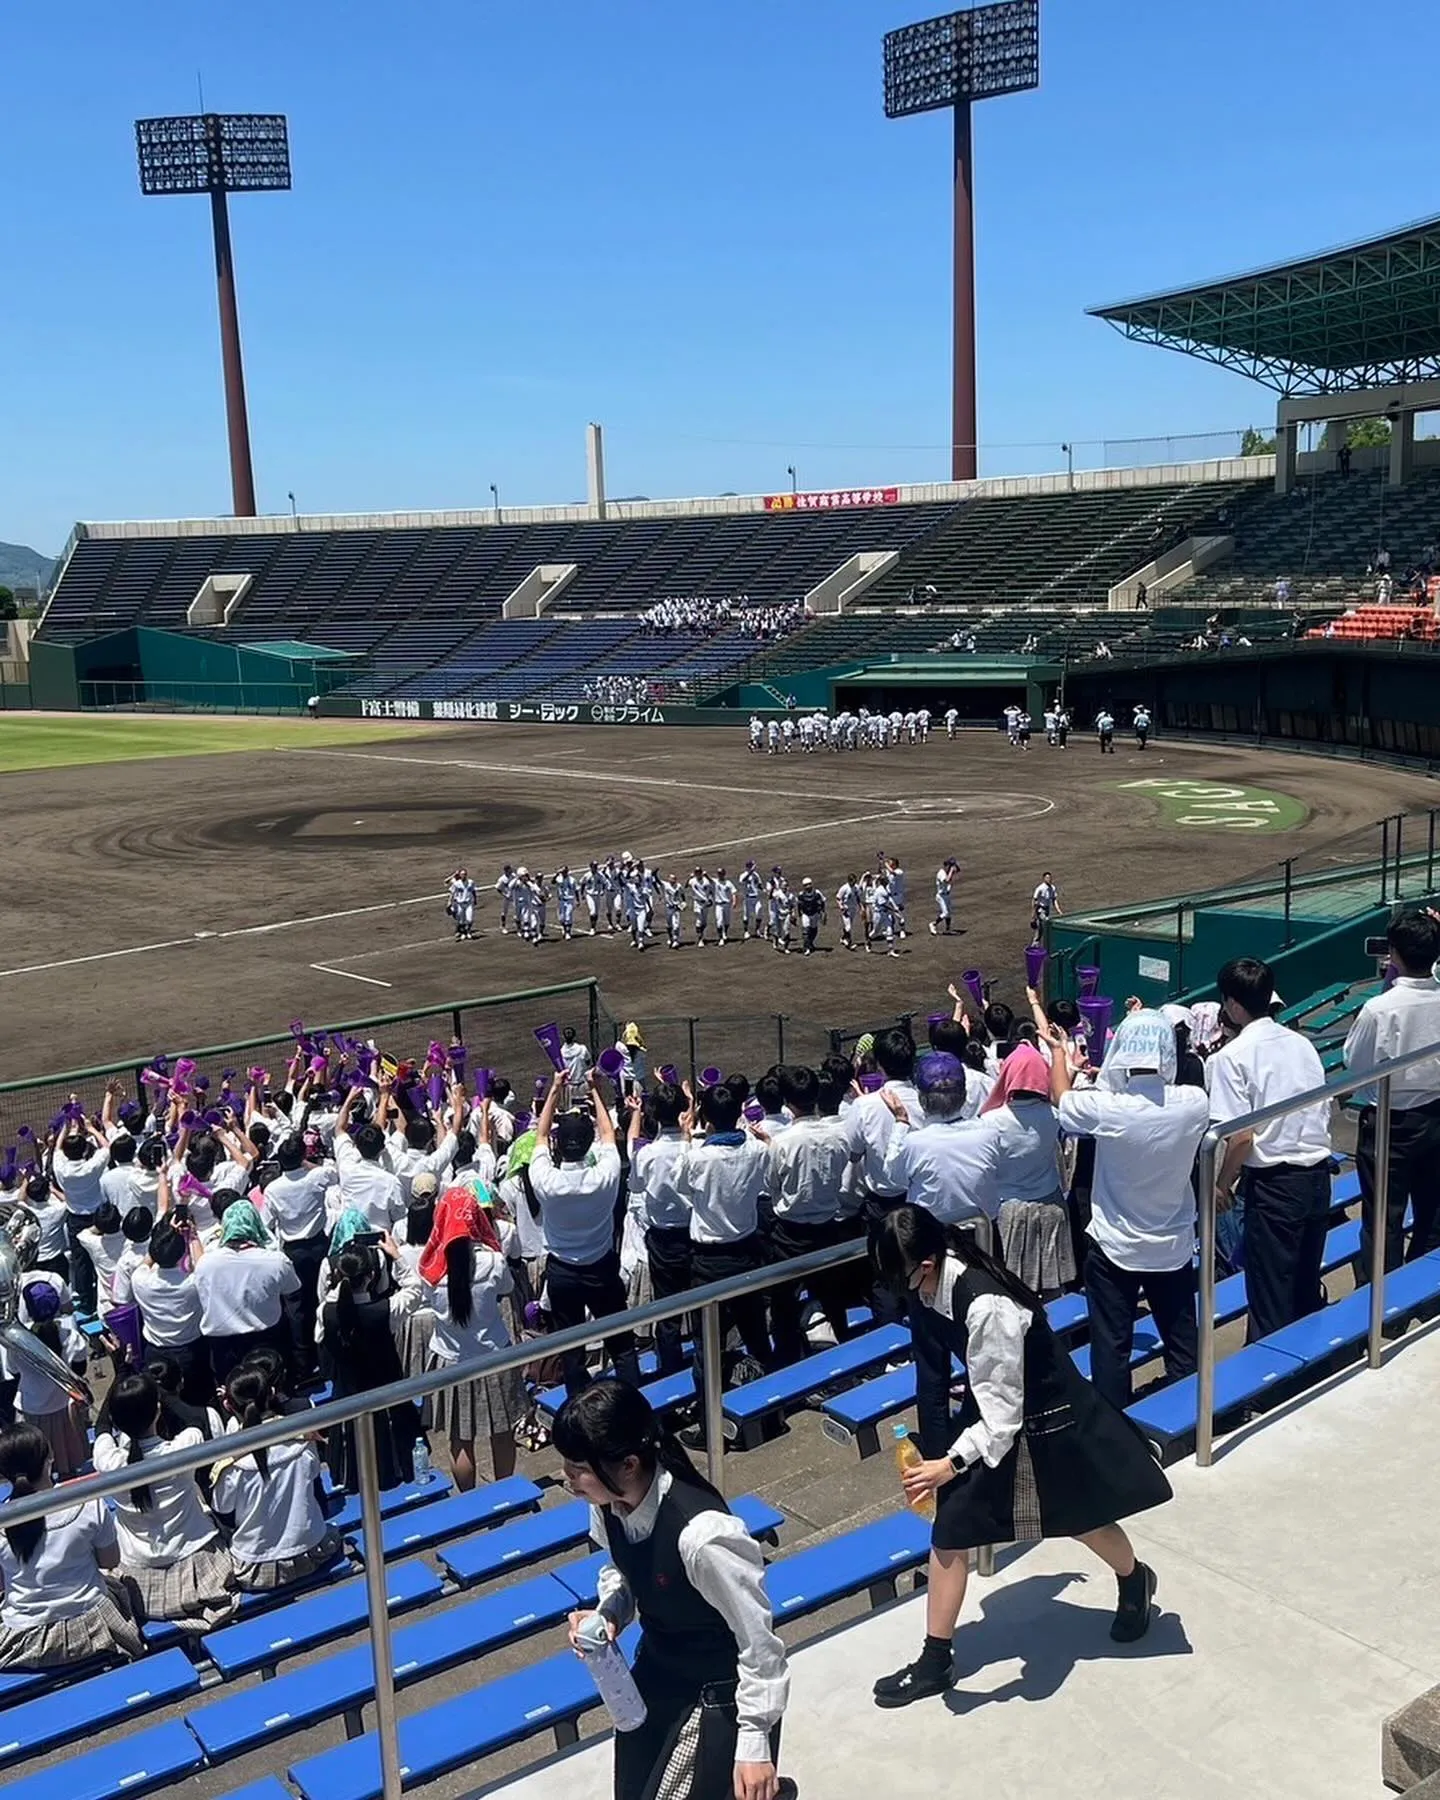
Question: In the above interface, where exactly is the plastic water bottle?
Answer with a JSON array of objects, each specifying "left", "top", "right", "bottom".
[
  {"left": 413, "top": 1438, "right": 434, "bottom": 1485},
  {"left": 575, "top": 1611, "right": 647, "bottom": 1732},
  {"left": 893, "top": 1422, "right": 935, "bottom": 1522}
]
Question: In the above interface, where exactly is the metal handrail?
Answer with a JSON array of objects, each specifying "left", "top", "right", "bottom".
[{"left": 1195, "top": 1031, "right": 1440, "bottom": 1465}]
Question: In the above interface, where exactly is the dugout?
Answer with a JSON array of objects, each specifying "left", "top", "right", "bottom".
[
  {"left": 832, "top": 656, "right": 1055, "bottom": 722},
  {"left": 29, "top": 629, "right": 360, "bottom": 713}
]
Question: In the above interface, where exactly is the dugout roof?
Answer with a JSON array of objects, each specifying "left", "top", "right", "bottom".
[{"left": 1089, "top": 215, "right": 1440, "bottom": 394}]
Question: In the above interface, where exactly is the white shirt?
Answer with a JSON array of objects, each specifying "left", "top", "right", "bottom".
[
  {"left": 385, "top": 1131, "right": 458, "bottom": 1206},
  {"left": 29, "top": 1192, "right": 70, "bottom": 1260},
  {"left": 262, "top": 1166, "right": 339, "bottom": 1241},
  {"left": 843, "top": 1081, "right": 922, "bottom": 1194},
  {"left": 213, "top": 1438, "right": 329, "bottom": 1564},
  {"left": 1059, "top": 1080, "right": 1209, "bottom": 1271},
  {"left": 50, "top": 1143, "right": 109, "bottom": 1215},
  {"left": 987, "top": 1099, "right": 1065, "bottom": 1202},
  {"left": 427, "top": 1249, "right": 515, "bottom": 1362},
  {"left": 99, "top": 1163, "right": 145, "bottom": 1214},
  {"left": 75, "top": 1227, "right": 126, "bottom": 1313},
  {"left": 925, "top": 1256, "right": 1029, "bottom": 1469},
  {"left": 766, "top": 1116, "right": 849, "bottom": 1224},
  {"left": 193, "top": 1244, "right": 300, "bottom": 1335},
  {"left": 1344, "top": 977, "right": 1440, "bottom": 1108},
  {"left": 1207, "top": 1017, "right": 1330, "bottom": 1166},
  {"left": 0, "top": 1497, "right": 115, "bottom": 1628},
  {"left": 560, "top": 1041, "right": 592, "bottom": 1083},
  {"left": 335, "top": 1137, "right": 406, "bottom": 1230},
  {"left": 880, "top": 1112, "right": 1002, "bottom": 1223},
  {"left": 630, "top": 1131, "right": 691, "bottom": 1232},
  {"left": 679, "top": 1136, "right": 769, "bottom": 1244},
  {"left": 592, "top": 1468, "right": 788, "bottom": 1768},
  {"left": 529, "top": 1144, "right": 622, "bottom": 1264},
  {"left": 123, "top": 1260, "right": 204, "bottom": 1346},
  {"left": 91, "top": 1428, "right": 221, "bottom": 1566}
]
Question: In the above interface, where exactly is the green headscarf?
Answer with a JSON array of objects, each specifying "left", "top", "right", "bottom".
[
  {"left": 504, "top": 1129, "right": 538, "bottom": 1175},
  {"left": 328, "top": 1207, "right": 372, "bottom": 1256},
  {"left": 219, "top": 1200, "right": 271, "bottom": 1248}
]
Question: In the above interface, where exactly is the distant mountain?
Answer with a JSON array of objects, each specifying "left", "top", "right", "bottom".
[{"left": 0, "top": 542, "right": 56, "bottom": 590}]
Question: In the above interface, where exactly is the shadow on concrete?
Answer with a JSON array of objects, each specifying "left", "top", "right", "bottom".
[{"left": 942, "top": 1570, "right": 1193, "bottom": 1713}]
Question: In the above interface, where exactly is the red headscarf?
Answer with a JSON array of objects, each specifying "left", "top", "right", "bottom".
[
  {"left": 419, "top": 1183, "right": 502, "bottom": 1285},
  {"left": 981, "top": 1044, "right": 1053, "bottom": 1115}
]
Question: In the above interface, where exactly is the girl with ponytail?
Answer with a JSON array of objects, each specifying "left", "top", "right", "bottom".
[
  {"left": 553, "top": 1380, "right": 793, "bottom": 1800},
  {"left": 6, "top": 1273, "right": 90, "bottom": 1478},
  {"left": 92, "top": 1373, "right": 239, "bottom": 1632},
  {"left": 212, "top": 1366, "right": 341, "bottom": 1592},
  {"left": 0, "top": 1422, "right": 145, "bottom": 1670},
  {"left": 866, "top": 1203, "right": 1173, "bottom": 1711},
  {"left": 319, "top": 1238, "right": 422, "bottom": 1496}
]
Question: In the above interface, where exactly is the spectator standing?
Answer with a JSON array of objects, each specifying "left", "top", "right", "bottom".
[
  {"left": 320, "top": 1237, "right": 423, "bottom": 1494},
  {"left": 49, "top": 1114, "right": 110, "bottom": 1314},
  {"left": 529, "top": 1070, "right": 642, "bottom": 1397},
  {"left": 982, "top": 1045, "right": 1073, "bottom": 1298},
  {"left": 627, "top": 1084, "right": 693, "bottom": 1377},
  {"left": 1344, "top": 909, "right": 1440, "bottom": 1271},
  {"left": 192, "top": 1202, "right": 300, "bottom": 1383},
  {"left": 843, "top": 1027, "right": 922, "bottom": 1322},
  {"left": 115, "top": 1218, "right": 210, "bottom": 1402},
  {"left": 333, "top": 1086, "right": 405, "bottom": 1231},
  {"left": 262, "top": 1136, "right": 340, "bottom": 1380},
  {"left": 1050, "top": 1009, "right": 1209, "bottom": 1410},
  {"left": 762, "top": 1065, "right": 852, "bottom": 1363},
  {"left": 1207, "top": 959, "right": 1332, "bottom": 1338}
]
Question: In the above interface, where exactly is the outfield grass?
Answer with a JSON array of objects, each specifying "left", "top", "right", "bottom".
[{"left": 0, "top": 714, "right": 431, "bottom": 774}]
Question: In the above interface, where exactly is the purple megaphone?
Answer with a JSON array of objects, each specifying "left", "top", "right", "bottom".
[
  {"left": 179, "top": 1108, "right": 198, "bottom": 1130},
  {"left": 141, "top": 1067, "right": 170, "bottom": 1090},
  {"left": 859, "top": 1072, "right": 886, "bottom": 1093},
  {"left": 448, "top": 1042, "right": 468, "bottom": 1073},
  {"left": 309, "top": 1054, "right": 328, "bottom": 1077},
  {"left": 474, "top": 1067, "right": 493, "bottom": 1101},
  {"left": 742, "top": 1099, "right": 765, "bottom": 1124},
  {"left": 1077, "top": 997, "right": 1114, "bottom": 1053},
  {"left": 533, "top": 1023, "right": 565, "bottom": 1072},
  {"left": 426, "top": 1071, "right": 447, "bottom": 1110},
  {"left": 597, "top": 1046, "right": 626, "bottom": 1080},
  {"left": 962, "top": 969, "right": 985, "bottom": 1010},
  {"left": 290, "top": 1018, "right": 306, "bottom": 1041},
  {"left": 192, "top": 1074, "right": 211, "bottom": 1094},
  {"left": 201, "top": 1108, "right": 224, "bottom": 1128},
  {"left": 171, "top": 1077, "right": 192, "bottom": 1100},
  {"left": 1077, "top": 965, "right": 1101, "bottom": 998},
  {"left": 152, "top": 1055, "right": 170, "bottom": 1075},
  {"left": 248, "top": 1066, "right": 268, "bottom": 1087},
  {"left": 513, "top": 1110, "right": 533, "bottom": 1133},
  {"left": 658, "top": 1063, "right": 680, "bottom": 1086},
  {"left": 1025, "top": 944, "right": 1048, "bottom": 988},
  {"left": 700, "top": 1065, "right": 723, "bottom": 1088},
  {"left": 357, "top": 1045, "right": 376, "bottom": 1076},
  {"left": 16, "top": 1126, "right": 32, "bottom": 1143},
  {"left": 173, "top": 1058, "right": 197, "bottom": 1081}
]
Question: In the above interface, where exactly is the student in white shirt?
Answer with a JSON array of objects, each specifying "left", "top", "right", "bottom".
[
  {"left": 843, "top": 1027, "right": 923, "bottom": 1322},
  {"left": 192, "top": 1202, "right": 301, "bottom": 1383},
  {"left": 213, "top": 1364, "right": 341, "bottom": 1591},
  {"left": 560, "top": 1027, "right": 592, "bottom": 1090},
  {"left": 878, "top": 1055, "right": 1003, "bottom": 1238},
  {"left": 263, "top": 1135, "right": 341, "bottom": 1380},
  {"left": 3, "top": 1275, "right": 90, "bottom": 1478},
  {"left": 0, "top": 1422, "right": 145, "bottom": 1670},
  {"left": 20, "top": 1175, "right": 70, "bottom": 1277},
  {"left": 627, "top": 1083, "right": 693, "bottom": 1376},
  {"left": 381, "top": 1085, "right": 462, "bottom": 1205},
  {"left": 74, "top": 1201, "right": 127, "bottom": 1317},
  {"left": 119, "top": 1218, "right": 211, "bottom": 1402},
  {"left": 420, "top": 1188, "right": 526, "bottom": 1489},
  {"left": 982, "top": 1045, "right": 1073, "bottom": 1299},
  {"left": 49, "top": 1120, "right": 110, "bottom": 1314},
  {"left": 1051, "top": 1009, "right": 1210, "bottom": 1410},
  {"left": 92, "top": 1372, "right": 238, "bottom": 1632},
  {"left": 1344, "top": 908, "right": 1440, "bottom": 1271},
  {"left": 1209, "top": 957, "right": 1331, "bottom": 1339},
  {"left": 530, "top": 1070, "right": 642, "bottom": 1397},
  {"left": 333, "top": 1087, "right": 406, "bottom": 1231},
  {"left": 762, "top": 1065, "right": 855, "bottom": 1361}
]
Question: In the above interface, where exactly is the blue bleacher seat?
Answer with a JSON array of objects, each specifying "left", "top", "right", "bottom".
[
  {"left": 1071, "top": 1320, "right": 1163, "bottom": 1381},
  {"left": 764, "top": 1511, "right": 933, "bottom": 1622},
  {"left": 438, "top": 1500, "right": 590, "bottom": 1586},
  {"left": 536, "top": 1361, "right": 694, "bottom": 1423},
  {"left": 0, "top": 1649, "right": 198, "bottom": 1765},
  {"left": 327, "top": 1473, "right": 452, "bottom": 1534},
  {"left": 1045, "top": 1292, "right": 1089, "bottom": 1337},
  {"left": 188, "top": 1570, "right": 578, "bottom": 1759},
  {"left": 820, "top": 1364, "right": 920, "bottom": 1455},
  {"left": 3, "top": 1718, "right": 204, "bottom": 1800},
  {"left": 1126, "top": 1342, "right": 1306, "bottom": 1461},
  {"left": 218, "top": 1783, "right": 295, "bottom": 1800},
  {"left": 721, "top": 1324, "right": 912, "bottom": 1448},
  {"left": 348, "top": 1475, "right": 542, "bottom": 1560},
  {"left": 1260, "top": 1251, "right": 1440, "bottom": 1367},
  {"left": 204, "top": 1557, "right": 444, "bottom": 1679}
]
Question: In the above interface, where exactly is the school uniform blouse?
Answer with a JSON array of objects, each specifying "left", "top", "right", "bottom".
[
  {"left": 592, "top": 1467, "right": 788, "bottom": 1766},
  {"left": 986, "top": 1099, "right": 1065, "bottom": 1203},
  {"left": 0, "top": 1498, "right": 116, "bottom": 1629},
  {"left": 193, "top": 1244, "right": 300, "bottom": 1335},
  {"left": 212, "top": 1438, "right": 329, "bottom": 1563},
  {"left": 91, "top": 1428, "right": 221, "bottom": 1565},
  {"left": 426, "top": 1251, "right": 514, "bottom": 1362}
]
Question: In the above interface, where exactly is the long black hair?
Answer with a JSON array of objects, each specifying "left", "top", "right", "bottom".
[
  {"left": 105, "top": 1372, "right": 163, "bottom": 1511},
  {"left": 552, "top": 1378, "right": 722, "bottom": 1505},
  {"left": 224, "top": 1365, "right": 279, "bottom": 1478},
  {"left": 333, "top": 1245, "right": 381, "bottom": 1354},
  {"left": 0, "top": 1423, "right": 50, "bottom": 1562},
  {"left": 869, "top": 1203, "right": 1042, "bottom": 1314},
  {"left": 445, "top": 1236, "right": 475, "bottom": 1329}
]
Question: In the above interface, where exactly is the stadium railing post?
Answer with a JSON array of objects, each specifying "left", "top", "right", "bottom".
[
  {"left": 702, "top": 1300, "right": 726, "bottom": 1495},
  {"left": 1367, "top": 1075, "right": 1393, "bottom": 1371},
  {"left": 356, "top": 1408, "right": 404, "bottom": 1800},
  {"left": 1194, "top": 1127, "right": 1221, "bottom": 1468}
]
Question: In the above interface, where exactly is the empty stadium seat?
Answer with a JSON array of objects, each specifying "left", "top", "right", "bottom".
[
  {"left": 347, "top": 1474, "right": 542, "bottom": 1560},
  {"left": 203, "top": 1557, "right": 444, "bottom": 1679},
  {"left": 2, "top": 1718, "right": 204, "bottom": 1800},
  {"left": 0, "top": 1649, "right": 198, "bottom": 1766}
]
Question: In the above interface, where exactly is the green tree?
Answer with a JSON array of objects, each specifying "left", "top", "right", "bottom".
[
  {"left": 1347, "top": 416, "right": 1393, "bottom": 448},
  {"left": 1240, "top": 426, "right": 1277, "bottom": 456},
  {"left": 0, "top": 587, "right": 16, "bottom": 622}
]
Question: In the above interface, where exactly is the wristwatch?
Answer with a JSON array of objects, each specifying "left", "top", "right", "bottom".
[{"left": 948, "top": 1452, "right": 968, "bottom": 1475}]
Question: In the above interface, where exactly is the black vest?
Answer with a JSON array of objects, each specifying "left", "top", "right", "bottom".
[
  {"left": 925, "top": 1258, "right": 1075, "bottom": 1436},
  {"left": 603, "top": 1475, "right": 738, "bottom": 1685}
]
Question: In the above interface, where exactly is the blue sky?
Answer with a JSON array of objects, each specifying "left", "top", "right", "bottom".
[{"left": 3, "top": 0, "right": 1438, "bottom": 552}]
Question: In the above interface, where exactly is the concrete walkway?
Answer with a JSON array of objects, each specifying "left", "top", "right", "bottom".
[{"left": 493, "top": 1322, "right": 1440, "bottom": 1799}]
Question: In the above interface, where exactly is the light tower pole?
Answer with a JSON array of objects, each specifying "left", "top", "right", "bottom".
[
  {"left": 135, "top": 113, "right": 292, "bottom": 518},
  {"left": 884, "top": 3, "right": 1039, "bottom": 483}
]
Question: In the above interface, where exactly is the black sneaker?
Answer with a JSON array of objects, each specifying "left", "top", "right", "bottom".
[
  {"left": 873, "top": 1653, "right": 954, "bottom": 1708},
  {"left": 1110, "top": 1562, "right": 1157, "bottom": 1642}
]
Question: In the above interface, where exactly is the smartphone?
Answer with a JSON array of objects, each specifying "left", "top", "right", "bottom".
[
  {"left": 1364, "top": 936, "right": 1390, "bottom": 957},
  {"left": 353, "top": 1230, "right": 383, "bottom": 1248}
]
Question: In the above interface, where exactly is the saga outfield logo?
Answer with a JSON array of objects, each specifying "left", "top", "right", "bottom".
[{"left": 1118, "top": 779, "right": 1307, "bottom": 832}]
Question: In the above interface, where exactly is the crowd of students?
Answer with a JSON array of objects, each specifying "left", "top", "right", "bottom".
[{"left": 1, "top": 910, "right": 1437, "bottom": 1686}]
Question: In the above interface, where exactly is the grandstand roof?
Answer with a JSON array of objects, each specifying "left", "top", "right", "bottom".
[{"left": 1088, "top": 214, "right": 1440, "bottom": 394}]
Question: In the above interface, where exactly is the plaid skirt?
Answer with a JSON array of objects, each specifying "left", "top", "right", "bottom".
[
  {"left": 25, "top": 1404, "right": 90, "bottom": 1481},
  {"left": 426, "top": 1354, "right": 527, "bottom": 1442},
  {"left": 0, "top": 1578, "right": 144, "bottom": 1670},
  {"left": 397, "top": 1305, "right": 437, "bottom": 1381},
  {"left": 232, "top": 1527, "right": 345, "bottom": 1593},
  {"left": 120, "top": 1541, "right": 240, "bottom": 1634},
  {"left": 997, "top": 1193, "right": 1076, "bottom": 1294}
]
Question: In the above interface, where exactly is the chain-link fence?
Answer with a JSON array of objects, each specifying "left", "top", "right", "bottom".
[
  {"left": 0, "top": 979, "right": 612, "bottom": 1154},
  {"left": 620, "top": 1015, "right": 840, "bottom": 1086}
]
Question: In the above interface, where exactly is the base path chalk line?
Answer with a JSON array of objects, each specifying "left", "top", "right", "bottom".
[{"left": 309, "top": 964, "right": 394, "bottom": 988}]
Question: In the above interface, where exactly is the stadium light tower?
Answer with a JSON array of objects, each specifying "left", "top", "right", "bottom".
[
  {"left": 134, "top": 113, "right": 292, "bottom": 518},
  {"left": 884, "top": 2, "right": 1039, "bottom": 482}
]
